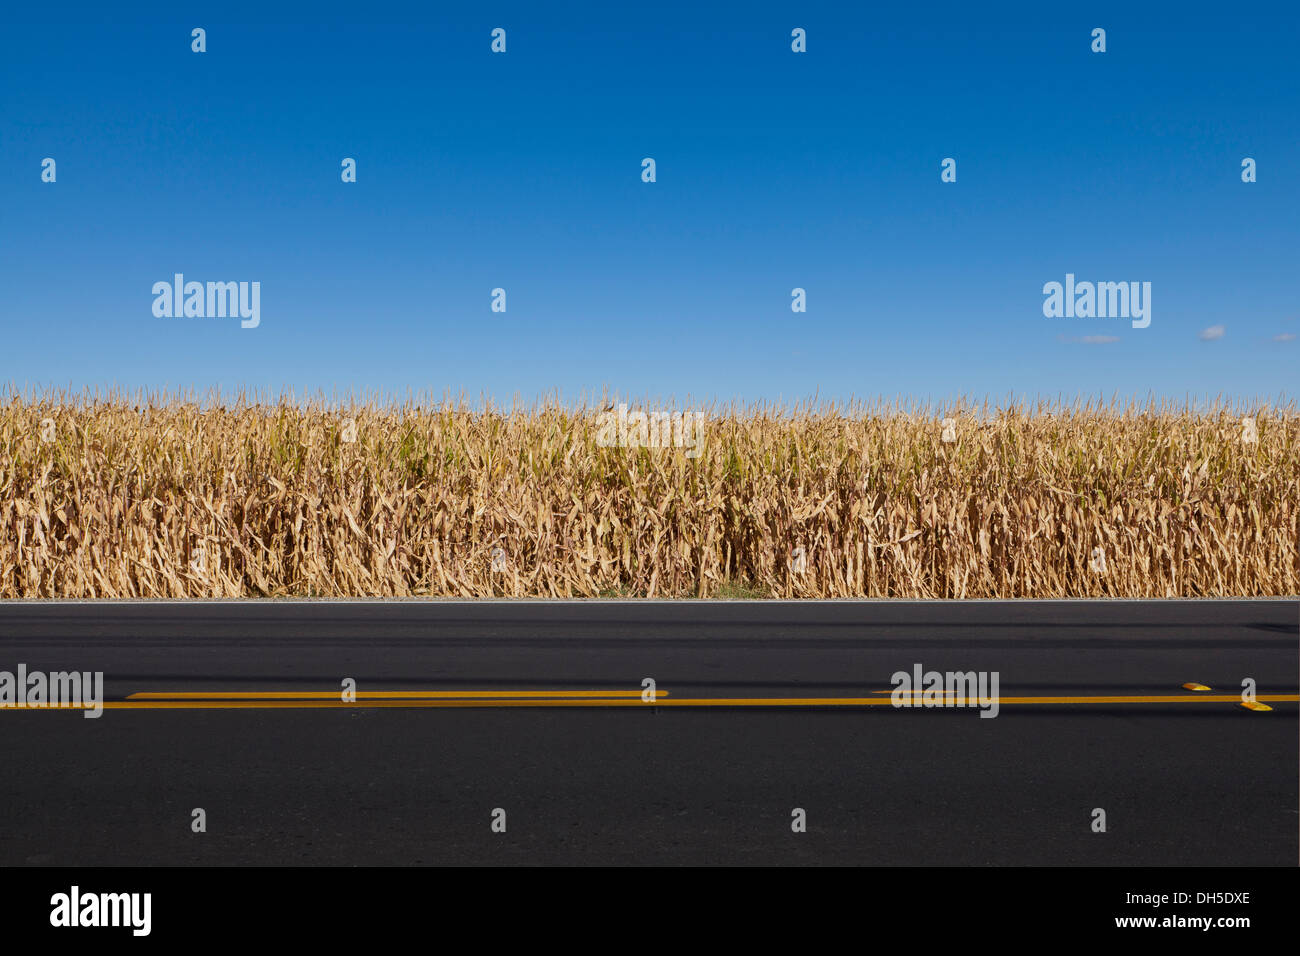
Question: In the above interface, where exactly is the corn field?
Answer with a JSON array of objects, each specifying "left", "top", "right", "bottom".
[{"left": 1, "top": 392, "right": 1296, "bottom": 598}]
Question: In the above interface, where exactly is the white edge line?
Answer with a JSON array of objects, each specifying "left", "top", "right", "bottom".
[{"left": 0, "top": 597, "right": 1296, "bottom": 606}]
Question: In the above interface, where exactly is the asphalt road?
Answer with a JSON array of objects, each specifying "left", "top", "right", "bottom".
[{"left": 1, "top": 600, "right": 1295, "bottom": 865}]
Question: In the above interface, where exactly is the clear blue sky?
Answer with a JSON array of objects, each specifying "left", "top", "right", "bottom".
[{"left": 3, "top": 1, "right": 1296, "bottom": 406}]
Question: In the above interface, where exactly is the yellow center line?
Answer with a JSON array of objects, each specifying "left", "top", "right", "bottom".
[
  {"left": 126, "top": 689, "right": 664, "bottom": 699},
  {"left": 3, "top": 693, "right": 1297, "bottom": 711},
  {"left": 873, "top": 693, "right": 1297, "bottom": 703}
]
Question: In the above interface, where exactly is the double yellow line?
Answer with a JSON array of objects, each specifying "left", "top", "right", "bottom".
[{"left": 4, "top": 688, "right": 1295, "bottom": 711}]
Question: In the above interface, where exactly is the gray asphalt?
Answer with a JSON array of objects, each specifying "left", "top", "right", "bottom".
[{"left": 1, "top": 600, "right": 1295, "bottom": 865}]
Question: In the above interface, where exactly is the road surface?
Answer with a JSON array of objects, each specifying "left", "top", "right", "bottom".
[{"left": 1, "top": 599, "right": 1295, "bottom": 865}]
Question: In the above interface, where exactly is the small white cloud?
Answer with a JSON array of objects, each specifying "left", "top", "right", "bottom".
[
  {"left": 1058, "top": 334, "right": 1118, "bottom": 344},
  {"left": 1198, "top": 325, "right": 1226, "bottom": 341},
  {"left": 1272, "top": 332, "right": 1296, "bottom": 342}
]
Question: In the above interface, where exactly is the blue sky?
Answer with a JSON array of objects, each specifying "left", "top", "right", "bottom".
[{"left": 2, "top": 1, "right": 1297, "bottom": 406}]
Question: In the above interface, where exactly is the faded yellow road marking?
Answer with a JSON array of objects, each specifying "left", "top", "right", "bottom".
[{"left": 126, "top": 689, "right": 664, "bottom": 700}]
